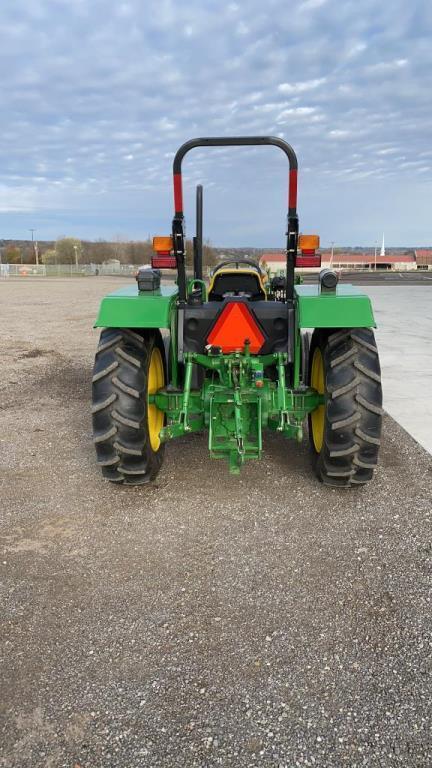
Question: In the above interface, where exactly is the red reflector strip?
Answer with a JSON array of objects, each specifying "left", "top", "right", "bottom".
[
  {"left": 173, "top": 173, "right": 183, "bottom": 213},
  {"left": 207, "top": 302, "right": 265, "bottom": 354},
  {"left": 151, "top": 255, "right": 177, "bottom": 269},
  {"left": 295, "top": 253, "right": 322, "bottom": 268},
  {"left": 289, "top": 168, "right": 298, "bottom": 210}
]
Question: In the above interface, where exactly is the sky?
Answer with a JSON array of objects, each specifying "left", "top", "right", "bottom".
[{"left": 1, "top": 0, "right": 432, "bottom": 247}]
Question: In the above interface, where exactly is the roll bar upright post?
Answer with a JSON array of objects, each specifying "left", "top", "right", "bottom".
[{"left": 193, "top": 184, "right": 203, "bottom": 281}]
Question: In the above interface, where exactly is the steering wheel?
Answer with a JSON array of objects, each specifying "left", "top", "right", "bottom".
[{"left": 211, "top": 259, "right": 263, "bottom": 276}]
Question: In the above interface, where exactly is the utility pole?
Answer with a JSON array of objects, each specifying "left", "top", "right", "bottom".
[
  {"left": 330, "top": 241, "right": 334, "bottom": 268},
  {"left": 374, "top": 240, "right": 377, "bottom": 271},
  {"left": 29, "top": 229, "right": 39, "bottom": 265}
]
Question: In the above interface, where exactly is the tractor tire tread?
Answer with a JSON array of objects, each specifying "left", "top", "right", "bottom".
[
  {"left": 122, "top": 329, "right": 146, "bottom": 347},
  {"left": 112, "top": 376, "right": 141, "bottom": 399},
  {"left": 354, "top": 360, "right": 381, "bottom": 382},
  {"left": 93, "top": 425, "right": 118, "bottom": 444},
  {"left": 355, "top": 426, "right": 381, "bottom": 445},
  {"left": 308, "top": 328, "right": 382, "bottom": 487},
  {"left": 96, "top": 333, "right": 124, "bottom": 354},
  {"left": 329, "top": 443, "right": 360, "bottom": 458},
  {"left": 330, "top": 347, "right": 357, "bottom": 368},
  {"left": 97, "top": 455, "right": 121, "bottom": 467},
  {"left": 111, "top": 409, "right": 141, "bottom": 429},
  {"left": 113, "top": 440, "right": 143, "bottom": 456},
  {"left": 327, "top": 330, "right": 351, "bottom": 347},
  {"left": 92, "top": 361, "right": 119, "bottom": 383},
  {"left": 330, "top": 411, "right": 361, "bottom": 430},
  {"left": 330, "top": 376, "right": 361, "bottom": 398},
  {"left": 351, "top": 332, "right": 378, "bottom": 353},
  {"left": 91, "top": 392, "right": 117, "bottom": 413},
  {"left": 115, "top": 347, "right": 142, "bottom": 367},
  {"left": 92, "top": 328, "right": 165, "bottom": 484},
  {"left": 356, "top": 393, "right": 384, "bottom": 415}
]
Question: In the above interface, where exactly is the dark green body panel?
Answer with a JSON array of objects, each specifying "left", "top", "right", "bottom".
[
  {"left": 94, "top": 284, "right": 178, "bottom": 328},
  {"left": 92, "top": 280, "right": 377, "bottom": 473},
  {"left": 95, "top": 282, "right": 375, "bottom": 331},
  {"left": 294, "top": 284, "right": 376, "bottom": 328}
]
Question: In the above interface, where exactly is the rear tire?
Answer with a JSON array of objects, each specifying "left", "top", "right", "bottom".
[
  {"left": 92, "top": 328, "right": 166, "bottom": 484},
  {"left": 308, "top": 328, "right": 383, "bottom": 487}
]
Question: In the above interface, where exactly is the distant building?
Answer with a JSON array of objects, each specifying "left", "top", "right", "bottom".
[
  {"left": 323, "top": 252, "right": 416, "bottom": 271},
  {"left": 260, "top": 251, "right": 417, "bottom": 274},
  {"left": 260, "top": 253, "right": 287, "bottom": 274},
  {"left": 415, "top": 249, "right": 432, "bottom": 270}
]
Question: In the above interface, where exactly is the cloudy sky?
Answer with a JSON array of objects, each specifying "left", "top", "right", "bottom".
[{"left": 1, "top": 0, "right": 431, "bottom": 246}]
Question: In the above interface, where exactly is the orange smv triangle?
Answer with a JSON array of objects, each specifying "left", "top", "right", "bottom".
[{"left": 207, "top": 302, "right": 265, "bottom": 354}]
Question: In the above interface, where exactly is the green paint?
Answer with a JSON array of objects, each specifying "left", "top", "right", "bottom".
[
  {"left": 95, "top": 280, "right": 374, "bottom": 332},
  {"left": 151, "top": 348, "right": 322, "bottom": 474},
  {"left": 93, "top": 276, "right": 377, "bottom": 473},
  {"left": 169, "top": 303, "right": 179, "bottom": 387},
  {"left": 293, "top": 325, "right": 301, "bottom": 387},
  {"left": 295, "top": 284, "right": 376, "bottom": 328},
  {"left": 187, "top": 277, "right": 208, "bottom": 301},
  {"left": 94, "top": 284, "right": 178, "bottom": 328}
]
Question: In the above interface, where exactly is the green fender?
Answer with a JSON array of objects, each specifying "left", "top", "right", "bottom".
[
  {"left": 294, "top": 284, "right": 376, "bottom": 328},
  {"left": 94, "top": 284, "right": 178, "bottom": 328},
  {"left": 94, "top": 281, "right": 375, "bottom": 332}
]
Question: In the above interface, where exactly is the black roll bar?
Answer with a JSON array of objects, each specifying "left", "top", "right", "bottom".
[
  {"left": 171, "top": 137, "right": 299, "bottom": 304},
  {"left": 193, "top": 184, "right": 203, "bottom": 281}
]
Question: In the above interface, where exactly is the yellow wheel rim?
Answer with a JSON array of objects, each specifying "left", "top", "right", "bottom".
[
  {"left": 147, "top": 346, "right": 165, "bottom": 452},
  {"left": 310, "top": 347, "right": 325, "bottom": 453}
]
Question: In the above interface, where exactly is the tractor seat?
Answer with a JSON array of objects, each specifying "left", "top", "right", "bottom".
[{"left": 208, "top": 268, "right": 267, "bottom": 301}]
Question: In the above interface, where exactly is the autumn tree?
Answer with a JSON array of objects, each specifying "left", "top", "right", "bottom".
[
  {"left": 41, "top": 249, "right": 57, "bottom": 265},
  {"left": 4, "top": 245, "right": 22, "bottom": 263},
  {"left": 55, "top": 237, "right": 83, "bottom": 264},
  {"left": 21, "top": 244, "right": 36, "bottom": 264},
  {"left": 81, "top": 240, "right": 114, "bottom": 264},
  {"left": 185, "top": 239, "right": 216, "bottom": 269},
  {"left": 125, "top": 240, "right": 153, "bottom": 265}
]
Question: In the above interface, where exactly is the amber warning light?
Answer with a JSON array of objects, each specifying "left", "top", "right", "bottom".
[
  {"left": 151, "top": 236, "right": 177, "bottom": 269},
  {"left": 296, "top": 234, "right": 321, "bottom": 268}
]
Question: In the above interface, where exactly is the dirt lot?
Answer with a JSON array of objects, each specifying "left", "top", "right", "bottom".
[{"left": 1, "top": 277, "right": 431, "bottom": 767}]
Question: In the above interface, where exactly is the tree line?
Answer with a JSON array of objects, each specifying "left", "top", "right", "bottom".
[{"left": 0, "top": 237, "right": 217, "bottom": 268}]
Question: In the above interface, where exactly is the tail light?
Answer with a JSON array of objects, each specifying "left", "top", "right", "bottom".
[
  {"left": 151, "top": 236, "right": 177, "bottom": 269},
  {"left": 296, "top": 234, "right": 321, "bottom": 268}
]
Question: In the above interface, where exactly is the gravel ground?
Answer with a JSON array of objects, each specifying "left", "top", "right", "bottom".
[{"left": 0, "top": 277, "right": 431, "bottom": 768}]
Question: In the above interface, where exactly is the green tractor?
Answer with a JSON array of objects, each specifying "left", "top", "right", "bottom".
[{"left": 92, "top": 137, "right": 382, "bottom": 486}]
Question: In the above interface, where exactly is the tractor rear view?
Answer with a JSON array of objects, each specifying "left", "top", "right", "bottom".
[{"left": 92, "top": 137, "right": 382, "bottom": 486}]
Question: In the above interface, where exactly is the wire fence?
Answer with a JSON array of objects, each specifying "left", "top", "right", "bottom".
[
  {"left": 0, "top": 263, "right": 138, "bottom": 278},
  {"left": 0, "top": 261, "right": 425, "bottom": 281}
]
